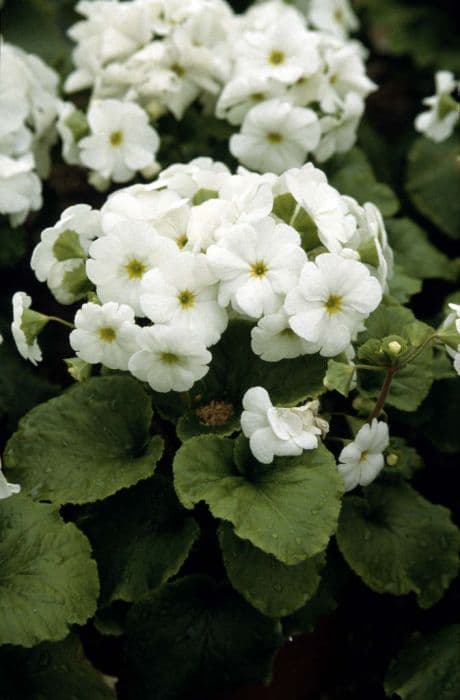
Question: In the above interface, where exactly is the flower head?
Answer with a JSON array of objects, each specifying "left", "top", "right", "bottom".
[
  {"left": 415, "top": 71, "right": 460, "bottom": 142},
  {"left": 0, "top": 458, "right": 21, "bottom": 501},
  {"left": 338, "top": 419, "right": 389, "bottom": 491},
  {"left": 11, "top": 292, "right": 45, "bottom": 365},
  {"left": 241, "top": 386, "right": 328, "bottom": 464}
]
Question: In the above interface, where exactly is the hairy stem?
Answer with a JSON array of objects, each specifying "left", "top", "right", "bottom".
[{"left": 368, "top": 367, "right": 396, "bottom": 422}]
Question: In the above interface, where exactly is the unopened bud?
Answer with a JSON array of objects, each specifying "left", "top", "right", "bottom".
[
  {"left": 386, "top": 453, "right": 399, "bottom": 467},
  {"left": 388, "top": 340, "right": 402, "bottom": 356}
]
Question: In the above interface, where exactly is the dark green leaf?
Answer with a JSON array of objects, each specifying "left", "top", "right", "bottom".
[{"left": 4, "top": 376, "right": 164, "bottom": 505}]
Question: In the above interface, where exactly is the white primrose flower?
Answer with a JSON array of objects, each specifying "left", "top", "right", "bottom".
[
  {"left": 276, "top": 163, "right": 356, "bottom": 253},
  {"left": 235, "top": 18, "right": 320, "bottom": 84},
  {"left": 314, "top": 92, "right": 365, "bottom": 162},
  {"left": 241, "top": 386, "right": 329, "bottom": 464},
  {"left": 101, "top": 185, "right": 186, "bottom": 229},
  {"left": 79, "top": 99, "right": 160, "bottom": 183},
  {"left": 70, "top": 302, "right": 140, "bottom": 370},
  {"left": 207, "top": 217, "right": 307, "bottom": 319},
  {"left": 128, "top": 325, "right": 212, "bottom": 393},
  {"left": 285, "top": 253, "right": 382, "bottom": 357},
  {"left": 86, "top": 220, "right": 177, "bottom": 316},
  {"left": 415, "top": 71, "right": 460, "bottom": 142},
  {"left": 441, "top": 303, "right": 460, "bottom": 376},
  {"left": 251, "top": 308, "right": 313, "bottom": 362},
  {"left": 230, "top": 99, "right": 321, "bottom": 174},
  {"left": 154, "top": 158, "right": 231, "bottom": 199},
  {"left": 0, "top": 459, "right": 21, "bottom": 501},
  {"left": 31, "top": 204, "right": 102, "bottom": 304},
  {"left": 308, "top": 0, "right": 359, "bottom": 39},
  {"left": 338, "top": 419, "right": 389, "bottom": 491},
  {"left": 0, "top": 154, "right": 42, "bottom": 226},
  {"left": 140, "top": 251, "right": 228, "bottom": 347},
  {"left": 216, "top": 75, "right": 285, "bottom": 126},
  {"left": 319, "top": 39, "right": 377, "bottom": 113},
  {"left": 11, "top": 292, "right": 43, "bottom": 366}
]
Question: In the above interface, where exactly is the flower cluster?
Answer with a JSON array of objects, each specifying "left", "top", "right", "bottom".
[
  {"left": 0, "top": 43, "right": 60, "bottom": 226},
  {"left": 415, "top": 70, "right": 460, "bottom": 142},
  {"left": 219, "top": 0, "right": 375, "bottom": 173},
  {"left": 60, "top": 0, "right": 375, "bottom": 184},
  {"left": 16, "top": 158, "right": 390, "bottom": 388},
  {"left": 441, "top": 302, "right": 460, "bottom": 375}
]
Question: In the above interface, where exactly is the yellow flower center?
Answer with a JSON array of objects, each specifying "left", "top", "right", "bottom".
[
  {"left": 325, "top": 294, "right": 342, "bottom": 314},
  {"left": 250, "top": 260, "right": 268, "bottom": 277},
  {"left": 125, "top": 259, "right": 146, "bottom": 279},
  {"left": 266, "top": 131, "right": 283, "bottom": 143},
  {"left": 171, "top": 63, "right": 185, "bottom": 77},
  {"left": 99, "top": 326, "right": 116, "bottom": 343},
  {"left": 250, "top": 92, "right": 265, "bottom": 102},
  {"left": 160, "top": 352, "right": 179, "bottom": 364},
  {"left": 176, "top": 234, "right": 188, "bottom": 249},
  {"left": 269, "top": 50, "right": 285, "bottom": 65},
  {"left": 359, "top": 450, "right": 369, "bottom": 463},
  {"left": 110, "top": 130, "right": 123, "bottom": 146},
  {"left": 178, "top": 290, "right": 195, "bottom": 309}
]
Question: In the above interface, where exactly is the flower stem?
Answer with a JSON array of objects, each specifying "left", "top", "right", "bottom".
[
  {"left": 48, "top": 315, "right": 75, "bottom": 330},
  {"left": 399, "top": 334, "right": 438, "bottom": 367},
  {"left": 368, "top": 367, "right": 395, "bottom": 422}
]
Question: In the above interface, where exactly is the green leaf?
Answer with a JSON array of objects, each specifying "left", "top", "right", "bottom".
[
  {"left": 0, "top": 496, "right": 99, "bottom": 647},
  {"left": 406, "top": 134, "right": 460, "bottom": 239},
  {"left": 122, "top": 575, "right": 282, "bottom": 700},
  {"left": 388, "top": 264, "right": 422, "bottom": 303},
  {"left": 218, "top": 522, "right": 324, "bottom": 617},
  {"left": 358, "top": 305, "right": 434, "bottom": 411},
  {"left": 336, "top": 481, "right": 460, "bottom": 608},
  {"left": 325, "top": 147, "right": 400, "bottom": 216},
  {"left": 0, "top": 635, "right": 114, "bottom": 699},
  {"left": 383, "top": 437, "right": 423, "bottom": 481},
  {"left": 81, "top": 474, "right": 199, "bottom": 605},
  {"left": 4, "top": 376, "right": 164, "bottom": 505},
  {"left": 175, "top": 321, "right": 327, "bottom": 439},
  {"left": 174, "top": 436, "right": 343, "bottom": 565},
  {"left": 323, "top": 358, "right": 356, "bottom": 396},
  {"left": 384, "top": 625, "right": 460, "bottom": 700},
  {"left": 386, "top": 218, "right": 458, "bottom": 282}
]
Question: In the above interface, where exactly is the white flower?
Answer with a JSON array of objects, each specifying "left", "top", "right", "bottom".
[
  {"left": 0, "top": 154, "right": 42, "bottom": 226},
  {"left": 415, "top": 71, "right": 460, "bottom": 142},
  {"left": 0, "top": 459, "right": 21, "bottom": 501},
  {"left": 79, "top": 99, "right": 160, "bottom": 183},
  {"left": 31, "top": 204, "right": 101, "bottom": 303},
  {"left": 56, "top": 101, "right": 84, "bottom": 165},
  {"left": 207, "top": 216, "right": 306, "bottom": 318},
  {"left": 11, "top": 292, "right": 42, "bottom": 365},
  {"left": 216, "top": 75, "right": 284, "bottom": 126},
  {"left": 285, "top": 253, "right": 382, "bottom": 357},
  {"left": 251, "top": 308, "right": 313, "bottom": 362},
  {"left": 319, "top": 39, "right": 376, "bottom": 113},
  {"left": 314, "top": 92, "right": 364, "bottom": 162},
  {"left": 308, "top": 0, "right": 359, "bottom": 39},
  {"left": 276, "top": 163, "right": 356, "bottom": 253},
  {"left": 241, "top": 387, "right": 329, "bottom": 464},
  {"left": 128, "top": 325, "right": 212, "bottom": 392},
  {"left": 441, "top": 303, "right": 460, "bottom": 375},
  {"left": 86, "top": 220, "right": 177, "bottom": 315},
  {"left": 338, "top": 419, "right": 389, "bottom": 491},
  {"left": 230, "top": 99, "right": 320, "bottom": 174},
  {"left": 155, "top": 157, "right": 230, "bottom": 198},
  {"left": 140, "top": 251, "right": 228, "bottom": 347},
  {"left": 70, "top": 301, "right": 140, "bottom": 370}
]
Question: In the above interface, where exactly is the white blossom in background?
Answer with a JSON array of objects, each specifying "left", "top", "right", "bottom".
[
  {"left": 79, "top": 100, "right": 160, "bottom": 186},
  {"left": 0, "top": 43, "right": 59, "bottom": 225},
  {"left": 140, "top": 251, "right": 228, "bottom": 347},
  {"left": 285, "top": 253, "right": 382, "bottom": 357},
  {"left": 70, "top": 302, "right": 140, "bottom": 370},
  {"left": 415, "top": 71, "right": 460, "bottom": 142},
  {"left": 128, "top": 325, "right": 212, "bottom": 392},
  {"left": 230, "top": 99, "right": 321, "bottom": 174},
  {"left": 338, "top": 420, "right": 389, "bottom": 491},
  {"left": 440, "top": 302, "right": 460, "bottom": 376},
  {"left": 241, "top": 386, "right": 329, "bottom": 464},
  {"left": 314, "top": 92, "right": 365, "bottom": 162},
  {"left": 11, "top": 292, "right": 43, "bottom": 365},
  {"left": 0, "top": 459, "right": 21, "bottom": 501},
  {"left": 31, "top": 204, "right": 102, "bottom": 304},
  {"left": 308, "top": 0, "right": 359, "bottom": 39},
  {"left": 207, "top": 216, "right": 307, "bottom": 318}
]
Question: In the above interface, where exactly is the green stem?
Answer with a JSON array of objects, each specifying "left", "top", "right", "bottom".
[
  {"left": 355, "top": 364, "right": 387, "bottom": 372},
  {"left": 400, "top": 334, "right": 438, "bottom": 367},
  {"left": 368, "top": 367, "right": 395, "bottom": 422},
  {"left": 48, "top": 315, "right": 75, "bottom": 330}
]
